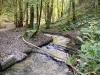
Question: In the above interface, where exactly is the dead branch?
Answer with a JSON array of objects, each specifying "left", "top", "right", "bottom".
[{"left": 22, "top": 37, "right": 82, "bottom": 74}]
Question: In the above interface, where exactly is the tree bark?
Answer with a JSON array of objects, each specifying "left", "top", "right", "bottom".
[
  {"left": 14, "top": 0, "right": 18, "bottom": 26},
  {"left": 25, "top": 2, "right": 28, "bottom": 28},
  {"left": 36, "top": 0, "right": 39, "bottom": 26},
  {"left": 49, "top": 0, "right": 54, "bottom": 23},
  {"left": 61, "top": 0, "right": 64, "bottom": 17},
  {"left": 29, "top": 5, "right": 34, "bottom": 28},
  {"left": 38, "top": 0, "right": 43, "bottom": 26},
  {"left": 18, "top": 0, "right": 23, "bottom": 27},
  {"left": 45, "top": 0, "right": 54, "bottom": 29},
  {"left": 0, "top": 0, "right": 3, "bottom": 15},
  {"left": 57, "top": 0, "right": 60, "bottom": 18},
  {"left": 94, "top": 0, "right": 98, "bottom": 17},
  {"left": 72, "top": 0, "right": 76, "bottom": 21},
  {"left": 45, "top": 1, "right": 50, "bottom": 29}
]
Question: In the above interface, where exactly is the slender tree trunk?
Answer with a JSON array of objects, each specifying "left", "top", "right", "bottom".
[
  {"left": 67, "top": 0, "right": 72, "bottom": 23},
  {"left": 45, "top": 1, "right": 50, "bottom": 29},
  {"left": 13, "top": 0, "right": 18, "bottom": 26},
  {"left": 45, "top": 0, "right": 54, "bottom": 29},
  {"left": 61, "top": 0, "right": 64, "bottom": 17},
  {"left": 18, "top": 0, "right": 23, "bottom": 27},
  {"left": 31, "top": 0, "right": 43, "bottom": 38},
  {"left": 38, "top": 0, "right": 43, "bottom": 26},
  {"left": 99, "top": 0, "right": 100, "bottom": 5},
  {"left": 36, "top": 0, "right": 39, "bottom": 26},
  {"left": 57, "top": 0, "right": 60, "bottom": 18},
  {"left": 0, "top": 0, "right": 3, "bottom": 15},
  {"left": 25, "top": 2, "right": 28, "bottom": 28},
  {"left": 44, "top": 2, "right": 47, "bottom": 22},
  {"left": 72, "top": 0, "right": 76, "bottom": 21},
  {"left": 49, "top": 0, "right": 54, "bottom": 23},
  {"left": 94, "top": 0, "right": 98, "bottom": 17},
  {"left": 30, "top": 5, "right": 34, "bottom": 28}
]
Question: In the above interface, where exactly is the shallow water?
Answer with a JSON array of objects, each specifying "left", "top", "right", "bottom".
[{"left": 1, "top": 34, "right": 71, "bottom": 75}]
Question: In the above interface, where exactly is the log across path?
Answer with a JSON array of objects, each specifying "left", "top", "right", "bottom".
[{"left": 22, "top": 37, "right": 80, "bottom": 74}]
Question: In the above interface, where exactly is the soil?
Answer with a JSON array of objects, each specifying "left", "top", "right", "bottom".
[
  {"left": 0, "top": 22, "right": 73, "bottom": 75},
  {"left": 0, "top": 23, "right": 52, "bottom": 63},
  {"left": 0, "top": 22, "right": 15, "bottom": 32},
  {"left": 0, "top": 22, "right": 79, "bottom": 75}
]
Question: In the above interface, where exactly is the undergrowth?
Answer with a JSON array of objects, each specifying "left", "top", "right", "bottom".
[{"left": 65, "top": 7, "right": 100, "bottom": 75}]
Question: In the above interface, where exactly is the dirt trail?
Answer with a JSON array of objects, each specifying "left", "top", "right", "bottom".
[{"left": 0, "top": 22, "right": 15, "bottom": 32}]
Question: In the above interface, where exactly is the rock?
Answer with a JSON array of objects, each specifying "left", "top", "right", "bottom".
[
  {"left": 12, "top": 51, "right": 27, "bottom": 62},
  {"left": 1, "top": 55, "right": 16, "bottom": 70},
  {"left": 1, "top": 53, "right": 69, "bottom": 75},
  {"left": 23, "top": 49, "right": 32, "bottom": 54},
  {"left": 44, "top": 34, "right": 70, "bottom": 47},
  {"left": 42, "top": 48, "right": 70, "bottom": 62}
]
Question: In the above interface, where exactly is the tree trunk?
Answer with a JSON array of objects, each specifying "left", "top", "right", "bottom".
[
  {"left": 57, "top": 0, "right": 60, "bottom": 18},
  {"left": 45, "top": 0, "right": 54, "bottom": 29},
  {"left": 45, "top": 1, "right": 50, "bottom": 29},
  {"left": 0, "top": 0, "right": 3, "bottom": 15},
  {"left": 14, "top": 0, "right": 18, "bottom": 26},
  {"left": 30, "top": 5, "right": 34, "bottom": 28},
  {"left": 99, "top": 0, "right": 100, "bottom": 5},
  {"left": 38, "top": 0, "right": 43, "bottom": 26},
  {"left": 67, "top": 0, "right": 72, "bottom": 23},
  {"left": 72, "top": 0, "right": 76, "bottom": 21},
  {"left": 44, "top": 2, "right": 47, "bottom": 23},
  {"left": 18, "top": 0, "right": 23, "bottom": 27},
  {"left": 94, "top": 0, "right": 98, "bottom": 17},
  {"left": 49, "top": 0, "right": 54, "bottom": 23},
  {"left": 61, "top": 0, "right": 64, "bottom": 17},
  {"left": 25, "top": 2, "right": 28, "bottom": 28},
  {"left": 36, "top": 0, "right": 39, "bottom": 26}
]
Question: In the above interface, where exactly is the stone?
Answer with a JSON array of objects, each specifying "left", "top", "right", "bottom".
[
  {"left": 1, "top": 55, "right": 15, "bottom": 70},
  {"left": 12, "top": 51, "right": 27, "bottom": 62},
  {"left": 42, "top": 48, "right": 70, "bottom": 62},
  {"left": 44, "top": 34, "right": 70, "bottom": 47}
]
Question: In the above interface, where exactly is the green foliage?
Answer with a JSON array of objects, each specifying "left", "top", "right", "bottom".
[
  {"left": 23, "top": 24, "right": 38, "bottom": 38},
  {"left": 75, "top": 20, "right": 100, "bottom": 74},
  {"left": 65, "top": 55, "right": 75, "bottom": 65}
]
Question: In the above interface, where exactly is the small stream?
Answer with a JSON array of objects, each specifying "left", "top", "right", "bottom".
[{"left": 1, "top": 34, "right": 73, "bottom": 75}]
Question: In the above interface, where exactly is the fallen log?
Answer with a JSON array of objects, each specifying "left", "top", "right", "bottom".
[{"left": 22, "top": 37, "right": 80, "bottom": 74}]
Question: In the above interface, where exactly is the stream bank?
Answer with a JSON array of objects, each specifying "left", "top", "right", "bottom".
[
  {"left": 0, "top": 27, "right": 76, "bottom": 75},
  {"left": 0, "top": 28, "right": 74, "bottom": 75}
]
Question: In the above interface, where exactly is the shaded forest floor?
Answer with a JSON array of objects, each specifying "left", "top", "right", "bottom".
[{"left": 0, "top": 24, "right": 52, "bottom": 64}]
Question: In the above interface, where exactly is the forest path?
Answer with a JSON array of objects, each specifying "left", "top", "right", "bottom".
[
  {"left": 0, "top": 28, "right": 72, "bottom": 75},
  {"left": 0, "top": 22, "right": 15, "bottom": 32}
]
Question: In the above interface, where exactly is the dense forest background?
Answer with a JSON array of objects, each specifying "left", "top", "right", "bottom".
[
  {"left": 1, "top": 0, "right": 100, "bottom": 75},
  {"left": 0, "top": 0, "right": 99, "bottom": 29}
]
